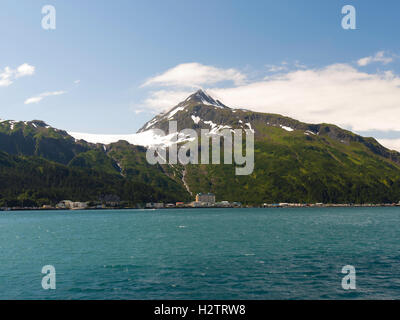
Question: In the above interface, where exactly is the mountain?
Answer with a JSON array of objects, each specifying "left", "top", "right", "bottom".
[
  {"left": 2, "top": 90, "right": 400, "bottom": 206},
  {"left": 135, "top": 90, "right": 400, "bottom": 204},
  {"left": 0, "top": 120, "right": 91, "bottom": 164},
  {"left": 137, "top": 89, "right": 230, "bottom": 133},
  {"left": 0, "top": 119, "right": 191, "bottom": 207},
  {"left": 0, "top": 149, "right": 168, "bottom": 207},
  {"left": 138, "top": 90, "right": 400, "bottom": 164}
]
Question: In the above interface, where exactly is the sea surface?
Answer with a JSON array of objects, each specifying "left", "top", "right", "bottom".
[{"left": 1, "top": 207, "right": 400, "bottom": 300}]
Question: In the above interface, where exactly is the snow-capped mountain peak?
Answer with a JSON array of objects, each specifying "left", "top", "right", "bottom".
[
  {"left": 186, "top": 89, "right": 228, "bottom": 108},
  {"left": 137, "top": 90, "right": 230, "bottom": 133},
  {"left": 0, "top": 119, "right": 53, "bottom": 130},
  {"left": 69, "top": 90, "right": 237, "bottom": 147}
]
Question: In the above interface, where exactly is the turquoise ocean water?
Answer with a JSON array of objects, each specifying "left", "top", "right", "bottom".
[{"left": 1, "top": 207, "right": 399, "bottom": 300}]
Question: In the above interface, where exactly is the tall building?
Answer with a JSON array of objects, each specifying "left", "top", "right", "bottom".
[{"left": 196, "top": 193, "right": 216, "bottom": 204}]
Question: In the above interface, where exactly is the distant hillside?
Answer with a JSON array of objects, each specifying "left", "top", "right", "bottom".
[{"left": 0, "top": 120, "right": 191, "bottom": 207}]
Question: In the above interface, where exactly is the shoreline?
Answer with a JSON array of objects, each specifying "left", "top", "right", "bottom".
[{"left": 2, "top": 203, "right": 400, "bottom": 212}]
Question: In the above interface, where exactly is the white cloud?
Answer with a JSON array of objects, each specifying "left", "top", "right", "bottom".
[
  {"left": 24, "top": 96, "right": 43, "bottom": 104},
  {"left": 294, "top": 60, "right": 307, "bottom": 69},
  {"left": 357, "top": 51, "right": 393, "bottom": 66},
  {"left": 142, "top": 62, "right": 246, "bottom": 88},
  {"left": 377, "top": 139, "right": 400, "bottom": 152},
  {"left": 15, "top": 63, "right": 35, "bottom": 77},
  {"left": 211, "top": 64, "right": 400, "bottom": 132},
  {"left": 0, "top": 63, "right": 35, "bottom": 86},
  {"left": 0, "top": 67, "right": 13, "bottom": 87},
  {"left": 266, "top": 64, "right": 288, "bottom": 73},
  {"left": 143, "top": 89, "right": 193, "bottom": 111},
  {"left": 24, "top": 91, "right": 67, "bottom": 104},
  {"left": 141, "top": 62, "right": 400, "bottom": 133},
  {"left": 74, "top": 80, "right": 81, "bottom": 84},
  {"left": 265, "top": 61, "right": 307, "bottom": 77}
]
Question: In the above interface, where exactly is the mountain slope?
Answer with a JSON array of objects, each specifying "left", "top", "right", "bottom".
[
  {"left": 139, "top": 90, "right": 400, "bottom": 164},
  {"left": 105, "top": 140, "right": 191, "bottom": 201},
  {"left": 0, "top": 120, "right": 91, "bottom": 164},
  {"left": 0, "top": 120, "right": 191, "bottom": 205},
  {"left": 184, "top": 127, "right": 400, "bottom": 204},
  {"left": 2, "top": 90, "right": 400, "bottom": 205},
  {"left": 137, "top": 90, "right": 400, "bottom": 203},
  {"left": 0, "top": 150, "right": 176, "bottom": 207}
]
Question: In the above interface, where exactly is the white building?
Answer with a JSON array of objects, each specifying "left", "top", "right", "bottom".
[
  {"left": 195, "top": 193, "right": 216, "bottom": 204},
  {"left": 56, "top": 200, "right": 88, "bottom": 209}
]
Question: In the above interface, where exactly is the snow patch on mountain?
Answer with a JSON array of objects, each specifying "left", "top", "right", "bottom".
[
  {"left": 5, "top": 120, "right": 18, "bottom": 130},
  {"left": 281, "top": 125, "right": 294, "bottom": 132},
  {"left": 193, "top": 90, "right": 226, "bottom": 108},
  {"left": 191, "top": 115, "right": 201, "bottom": 124},
  {"left": 69, "top": 129, "right": 196, "bottom": 148},
  {"left": 305, "top": 130, "right": 316, "bottom": 136},
  {"left": 204, "top": 120, "right": 217, "bottom": 129},
  {"left": 168, "top": 106, "right": 186, "bottom": 119},
  {"left": 144, "top": 117, "right": 159, "bottom": 130}
]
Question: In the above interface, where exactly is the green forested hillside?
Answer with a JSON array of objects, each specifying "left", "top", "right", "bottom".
[
  {"left": 184, "top": 125, "right": 400, "bottom": 204},
  {"left": 0, "top": 121, "right": 191, "bottom": 207},
  {"left": 0, "top": 120, "right": 91, "bottom": 164},
  {"left": 0, "top": 150, "right": 188, "bottom": 207},
  {"left": 2, "top": 90, "right": 400, "bottom": 206}
]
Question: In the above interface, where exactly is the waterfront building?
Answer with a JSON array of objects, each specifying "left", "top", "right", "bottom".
[
  {"left": 145, "top": 202, "right": 164, "bottom": 209},
  {"left": 195, "top": 193, "right": 216, "bottom": 204}
]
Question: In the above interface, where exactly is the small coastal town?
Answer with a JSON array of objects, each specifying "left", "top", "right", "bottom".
[{"left": 1, "top": 192, "right": 400, "bottom": 211}]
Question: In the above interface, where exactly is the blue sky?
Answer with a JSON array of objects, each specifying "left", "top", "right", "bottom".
[{"left": 1, "top": 0, "right": 400, "bottom": 149}]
